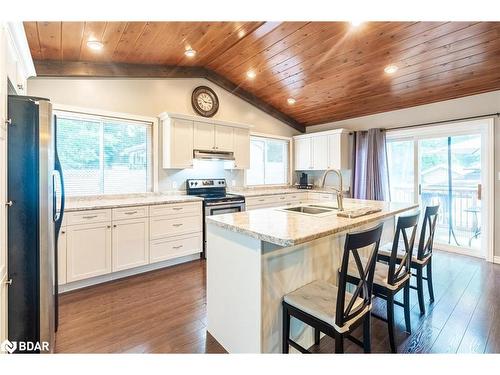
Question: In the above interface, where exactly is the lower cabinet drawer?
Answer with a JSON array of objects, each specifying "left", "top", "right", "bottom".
[
  {"left": 245, "top": 195, "right": 278, "bottom": 206},
  {"left": 150, "top": 233, "right": 202, "bottom": 263},
  {"left": 150, "top": 214, "right": 202, "bottom": 240},
  {"left": 112, "top": 205, "right": 149, "bottom": 220},
  {"left": 66, "top": 209, "right": 112, "bottom": 225}
]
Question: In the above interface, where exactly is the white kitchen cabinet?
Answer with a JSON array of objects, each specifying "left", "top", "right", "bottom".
[
  {"left": 327, "top": 133, "right": 349, "bottom": 170},
  {"left": 193, "top": 121, "right": 215, "bottom": 150},
  {"left": 294, "top": 137, "right": 312, "bottom": 170},
  {"left": 150, "top": 233, "right": 202, "bottom": 264},
  {"left": 312, "top": 136, "right": 329, "bottom": 170},
  {"left": 4, "top": 24, "right": 30, "bottom": 96},
  {"left": 162, "top": 117, "right": 194, "bottom": 169},
  {"left": 194, "top": 121, "right": 234, "bottom": 152},
  {"left": 150, "top": 214, "right": 202, "bottom": 240},
  {"left": 294, "top": 129, "right": 349, "bottom": 171},
  {"left": 160, "top": 113, "right": 251, "bottom": 169},
  {"left": 57, "top": 228, "right": 67, "bottom": 285},
  {"left": 230, "top": 127, "right": 250, "bottom": 169},
  {"left": 66, "top": 222, "right": 112, "bottom": 282},
  {"left": 215, "top": 125, "right": 233, "bottom": 151},
  {"left": 112, "top": 217, "right": 149, "bottom": 272}
]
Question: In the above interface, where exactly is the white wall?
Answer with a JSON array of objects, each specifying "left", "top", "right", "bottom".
[
  {"left": 306, "top": 90, "right": 500, "bottom": 258},
  {"left": 27, "top": 77, "right": 300, "bottom": 191}
]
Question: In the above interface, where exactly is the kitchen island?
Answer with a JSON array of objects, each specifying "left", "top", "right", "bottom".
[{"left": 205, "top": 198, "right": 418, "bottom": 353}]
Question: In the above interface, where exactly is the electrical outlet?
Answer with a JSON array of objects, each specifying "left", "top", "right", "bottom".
[
  {"left": 231, "top": 180, "right": 236, "bottom": 187},
  {"left": 172, "top": 181, "right": 178, "bottom": 189}
]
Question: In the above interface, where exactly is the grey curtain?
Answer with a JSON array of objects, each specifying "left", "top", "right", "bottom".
[{"left": 351, "top": 128, "right": 390, "bottom": 201}]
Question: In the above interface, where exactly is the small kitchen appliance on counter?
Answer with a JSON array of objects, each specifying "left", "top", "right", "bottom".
[{"left": 295, "top": 172, "right": 313, "bottom": 189}]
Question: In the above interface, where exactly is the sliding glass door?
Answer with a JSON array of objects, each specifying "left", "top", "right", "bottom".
[
  {"left": 386, "top": 119, "right": 493, "bottom": 259},
  {"left": 419, "top": 135, "right": 482, "bottom": 251}
]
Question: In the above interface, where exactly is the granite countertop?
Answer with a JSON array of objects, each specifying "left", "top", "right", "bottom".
[
  {"left": 228, "top": 187, "right": 344, "bottom": 197},
  {"left": 64, "top": 192, "right": 203, "bottom": 212},
  {"left": 206, "top": 198, "right": 418, "bottom": 247}
]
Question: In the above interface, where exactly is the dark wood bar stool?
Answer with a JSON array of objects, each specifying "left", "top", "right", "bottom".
[
  {"left": 282, "top": 223, "right": 384, "bottom": 354},
  {"left": 379, "top": 205, "right": 439, "bottom": 315},
  {"left": 348, "top": 212, "right": 420, "bottom": 353}
]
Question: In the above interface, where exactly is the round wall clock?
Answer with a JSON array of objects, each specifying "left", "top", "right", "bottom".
[{"left": 191, "top": 86, "right": 219, "bottom": 117}]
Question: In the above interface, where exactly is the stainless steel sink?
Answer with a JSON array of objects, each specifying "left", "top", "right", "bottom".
[
  {"left": 307, "top": 204, "right": 339, "bottom": 210},
  {"left": 282, "top": 206, "right": 333, "bottom": 215}
]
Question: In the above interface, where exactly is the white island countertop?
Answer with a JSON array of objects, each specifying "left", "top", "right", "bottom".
[{"left": 206, "top": 198, "right": 418, "bottom": 247}]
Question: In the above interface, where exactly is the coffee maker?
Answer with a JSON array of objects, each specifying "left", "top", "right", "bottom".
[{"left": 296, "top": 172, "right": 313, "bottom": 189}]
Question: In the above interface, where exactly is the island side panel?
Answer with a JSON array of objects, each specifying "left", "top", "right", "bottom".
[
  {"left": 206, "top": 223, "right": 263, "bottom": 353},
  {"left": 260, "top": 216, "right": 395, "bottom": 353},
  {"left": 261, "top": 234, "right": 344, "bottom": 353}
]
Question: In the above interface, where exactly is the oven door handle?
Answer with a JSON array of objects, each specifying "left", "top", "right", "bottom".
[{"left": 205, "top": 200, "right": 245, "bottom": 207}]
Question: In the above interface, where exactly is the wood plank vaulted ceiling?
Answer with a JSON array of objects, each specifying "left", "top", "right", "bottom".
[{"left": 24, "top": 21, "right": 500, "bottom": 131}]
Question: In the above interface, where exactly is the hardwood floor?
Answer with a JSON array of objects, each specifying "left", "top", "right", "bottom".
[{"left": 55, "top": 251, "right": 500, "bottom": 353}]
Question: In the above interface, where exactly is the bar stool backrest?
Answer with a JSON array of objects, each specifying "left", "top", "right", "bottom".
[
  {"left": 417, "top": 205, "right": 440, "bottom": 261},
  {"left": 388, "top": 212, "right": 420, "bottom": 285},
  {"left": 336, "top": 223, "right": 384, "bottom": 328}
]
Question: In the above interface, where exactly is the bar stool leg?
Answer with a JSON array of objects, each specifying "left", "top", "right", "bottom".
[
  {"left": 416, "top": 267, "right": 426, "bottom": 315},
  {"left": 314, "top": 328, "right": 320, "bottom": 345},
  {"left": 334, "top": 332, "right": 344, "bottom": 353},
  {"left": 363, "top": 313, "right": 371, "bottom": 353},
  {"left": 386, "top": 293, "right": 396, "bottom": 353},
  {"left": 403, "top": 282, "right": 411, "bottom": 334},
  {"left": 427, "top": 260, "right": 435, "bottom": 302},
  {"left": 282, "top": 304, "right": 290, "bottom": 353}
]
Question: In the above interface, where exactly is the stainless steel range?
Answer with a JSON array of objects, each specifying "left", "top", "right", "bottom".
[{"left": 186, "top": 178, "right": 245, "bottom": 257}]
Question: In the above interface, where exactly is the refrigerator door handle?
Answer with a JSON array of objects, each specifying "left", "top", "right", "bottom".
[{"left": 54, "top": 159, "right": 65, "bottom": 229}]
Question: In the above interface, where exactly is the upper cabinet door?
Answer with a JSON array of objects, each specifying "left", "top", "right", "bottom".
[
  {"left": 193, "top": 121, "right": 215, "bottom": 150},
  {"left": 214, "top": 125, "right": 234, "bottom": 152},
  {"left": 232, "top": 128, "right": 250, "bottom": 169},
  {"left": 168, "top": 118, "right": 194, "bottom": 169},
  {"left": 312, "top": 136, "right": 328, "bottom": 170},
  {"left": 294, "top": 137, "right": 312, "bottom": 170},
  {"left": 327, "top": 133, "right": 349, "bottom": 170}
]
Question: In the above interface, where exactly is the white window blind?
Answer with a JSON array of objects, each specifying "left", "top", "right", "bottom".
[
  {"left": 246, "top": 136, "right": 289, "bottom": 186},
  {"left": 55, "top": 111, "right": 153, "bottom": 196}
]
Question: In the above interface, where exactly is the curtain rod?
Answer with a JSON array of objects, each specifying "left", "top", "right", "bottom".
[{"left": 348, "top": 112, "right": 499, "bottom": 135}]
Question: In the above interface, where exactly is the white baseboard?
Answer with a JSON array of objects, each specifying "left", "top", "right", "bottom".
[
  {"left": 59, "top": 253, "right": 201, "bottom": 293},
  {"left": 494, "top": 256, "right": 500, "bottom": 265}
]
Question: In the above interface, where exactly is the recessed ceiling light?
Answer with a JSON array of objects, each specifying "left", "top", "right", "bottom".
[
  {"left": 384, "top": 64, "right": 399, "bottom": 74},
  {"left": 287, "top": 98, "right": 296, "bottom": 105},
  {"left": 86, "top": 40, "right": 104, "bottom": 51},
  {"left": 350, "top": 20, "right": 363, "bottom": 27},
  {"left": 246, "top": 70, "right": 256, "bottom": 79},
  {"left": 184, "top": 48, "right": 197, "bottom": 58}
]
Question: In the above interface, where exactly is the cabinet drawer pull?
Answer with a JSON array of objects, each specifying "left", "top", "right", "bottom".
[
  {"left": 172, "top": 223, "right": 183, "bottom": 227},
  {"left": 61, "top": 230, "right": 66, "bottom": 234},
  {"left": 124, "top": 210, "right": 138, "bottom": 215},
  {"left": 172, "top": 207, "right": 183, "bottom": 211},
  {"left": 280, "top": 197, "right": 286, "bottom": 200},
  {"left": 258, "top": 199, "right": 265, "bottom": 202},
  {"left": 83, "top": 215, "right": 98, "bottom": 219},
  {"left": 172, "top": 245, "right": 183, "bottom": 249}
]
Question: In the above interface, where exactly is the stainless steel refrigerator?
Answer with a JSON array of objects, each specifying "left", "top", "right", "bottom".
[{"left": 7, "top": 95, "right": 65, "bottom": 353}]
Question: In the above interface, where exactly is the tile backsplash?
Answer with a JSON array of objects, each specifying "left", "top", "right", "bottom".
[{"left": 158, "top": 159, "right": 245, "bottom": 191}]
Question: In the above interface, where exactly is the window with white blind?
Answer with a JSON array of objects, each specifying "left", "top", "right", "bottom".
[
  {"left": 246, "top": 136, "right": 289, "bottom": 186},
  {"left": 55, "top": 111, "right": 153, "bottom": 196}
]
